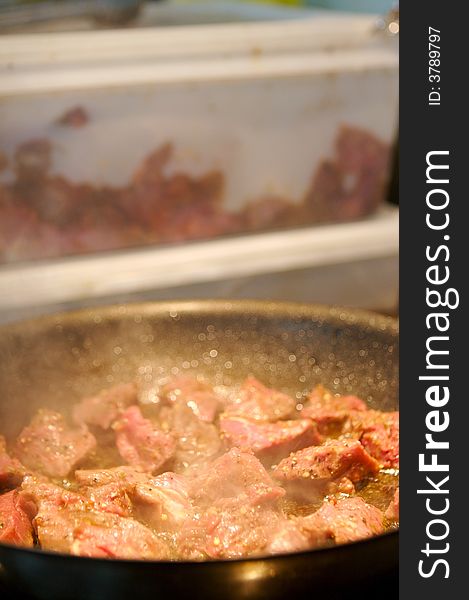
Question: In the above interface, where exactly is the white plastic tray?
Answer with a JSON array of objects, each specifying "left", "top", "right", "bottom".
[{"left": 0, "top": 207, "right": 398, "bottom": 315}]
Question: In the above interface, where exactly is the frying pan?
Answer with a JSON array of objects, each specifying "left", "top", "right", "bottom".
[{"left": 0, "top": 300, "right": 399, "bottom": 600}]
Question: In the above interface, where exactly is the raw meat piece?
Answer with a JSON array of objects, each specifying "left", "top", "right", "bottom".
[
  {"left": 219, "top": 415, "right": 321, "bottom": 465},
  {"left": 113, "top": 405, "right": 176, "bottom": 473},
  {"left": 0, "top": 490, "right": 36, "bottom": 547},
  {"left": 73, "top": 382, "right": 138, "bottom": 430},
  {"left": 15, "top": 409, "right": 96, "bottom": 478},
  {"left": 56, "top": 106, "right": 89, "bottom": 128},
  {"left": 223, "top": 376, "right": 296, "bottom": 422}
]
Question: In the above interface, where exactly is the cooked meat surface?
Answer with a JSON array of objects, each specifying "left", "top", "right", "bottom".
[
  {"left": 223, "top": 376, "right": 296, "bottom": 422},
  {"left": 15, "top": 409, "right": 97, "bottom": 478},
  {"left": 113, "top": 405, "right": 176, "bottom": 473},
  {"left": 219, "top": 416, "right": 321, "bottom": 465},
  {"left": 0, "top": 375, "right": 398, "bottom": 559},
  {"left": 0, "top": 490, "right": 36, "bottom": 547},
  {"left": 73, "top": 382, "right": 138, "bottom": 430},
  {"left": 272, "top": 439, "right": 380, "bottom": 494}
]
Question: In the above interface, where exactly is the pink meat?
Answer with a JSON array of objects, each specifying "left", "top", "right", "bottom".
[
  {"left": 71, "top": 511, "right": 169, "bottom": 559},
  {"left": 223, "top": 376, "right": 296, "bottom": 422},
  {"left": 160, "top": 375, "right": 221, "bottom": 423},
  {"left": 220, "top": 415, "right": 321, "bottom": 465},
  {"left": 15, "top": 409, "right": 96, "bottom": 478},
  {"left": 73, "top": 382, "right": 138, "bottom": 430},
  {"left": 298, "top": 496, "right": 385, "bottom": 545},
  {"left": 188, "top": 448, "right": 285, "bottom": 508},
  {"left": 300, "top": 385, "right": 367, "bottom": 436},
  {"left": 0, "top": 435, "right": 25, "bottom": 489},
  {"left": 0, "top": 490, "right": 36, "bottom": 547},
  {"left": 133, "top": 472, "right": 193, "bottom": 531},
  {"left": 273, "top": 439, "right": 380, "bottom": 489},
  {"left": 385, "top": 488, "right": 399, "bottom": 522},
  {"left": 178, "top": 500, "right": 284, "bottom": 560},
  {"left": 113, "top": 406, "right": 176, "bottom": 473},
  {"left": 347, "top": 410, "right": 399, "bottom": 469},
  {"left": 74, "top": 465, "right": 148, "bottom": 488},
  {"left": 158, "top": 403, "right": 220, "bottom": 473}
]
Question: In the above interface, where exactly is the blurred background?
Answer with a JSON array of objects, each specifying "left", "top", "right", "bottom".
[{"left": 0, "top": 0, "right": 399, "bottom": 324}]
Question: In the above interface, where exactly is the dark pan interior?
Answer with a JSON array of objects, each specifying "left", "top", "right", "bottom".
[{"left": 0, "top": 300, "right": 399, "bottom": 600}]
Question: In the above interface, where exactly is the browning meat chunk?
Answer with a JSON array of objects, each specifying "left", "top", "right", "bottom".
[
  {"left": 223, "top": 376, "right": 296, "bottom": 422},
  {"left": 346, "top": 410, "right": 399, "bottom": 469},
  {"left": 299, "top": 385, "right": 367, "bottom": 436},
  {"left": 113, "top": 406, "right": 176, "bottom": 473},
  {"left": 75, "top": 465, "right": 148, "bottom": 488},
  {"left": 73, "top": 382, "right": 138, "bottom": 430},
  {"left": 219, "top": 416, "right": 321, "bottom": 465},
  {"left": 0, "top": 490, "right": 36, "bottom": 547},
  {"left": 15, "top": 409, "right": 96, "bottom": 478},
  {"left": 272, "top": 439, "right": 379, "bottom": 491}
]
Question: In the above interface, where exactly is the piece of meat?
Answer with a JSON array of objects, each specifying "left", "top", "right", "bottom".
[
  {"left": 56, "top": 106, "right": 89, "bottom": 128},
  {"left": 188, "top": 448, "right": 285, "bottom": 508},
  {"left": 75, "top": 466, "right": 150, "bottom": 517},
  {"left": 15, "top": 409, "right": 96, "bottom": 478},
  {"left": 304, "top": 126, "right": 390, "bottom": 222},
  {"left": 73, "top": 382, "right": 138, "bottom": 430},
  {"left": 0, "top": 490, "right": 36, "bottom": 547},
  {"left": 75, "top": 465, "right": 148, "bottom": 488},
  {"left": 385, "top": 488, "right": 399, "bottom": 522},
  {"left": 160, "top": 375, "right": 221, "bottom": 423},
  {"left": 21, "top": 475, "right": 167, "bottom": 558},
  {"left": 0, "top": 435, "right": 25, "bottom": 489},
  {"left": 346, "top": 410, "right": 399, "bottom": 469},
  {"left": 219, "top": 415, "right": 321, "bottom": 465},
  {"left": 14, "top": 139, "right": 51, "bottom": 182},
  {"left": 21, "top": 476, "right": 89, "bottom": 553},
  {"left": 71, "top": 511, "right": 169, "bottom": 559},
  {"left": 178, "top": 499, "right": 283, "bottom": 560},
  {"left": 265, "top": 519, "right": 313, "bottom": 555},
  {"left": 223, "top": 376, "right": 296, "bottom": 422},
  {"left": 82, "top": 481, "right": 134, "bottom": 518},
  {"left": 298, "top": 496, "right": 385, "bottom": 545},
  {"left": 113, "top": 405, "right": 176, "bottom": 473},
  {"left": 133, "top": 472, "right": 193, "bottom": 531},
  {"left": 272, "top": 439, "right": 379, "bottom": 494},
  {"left": 158, "top": 403, "right": 221, "bottom": 473},
  {"left": 299, "top": 385, "right": 367, "bottom": 436}
]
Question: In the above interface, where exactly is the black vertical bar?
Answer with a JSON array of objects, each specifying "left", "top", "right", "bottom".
[{"left": 400, "top": 3, "right": 466, "bottom": 599}]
